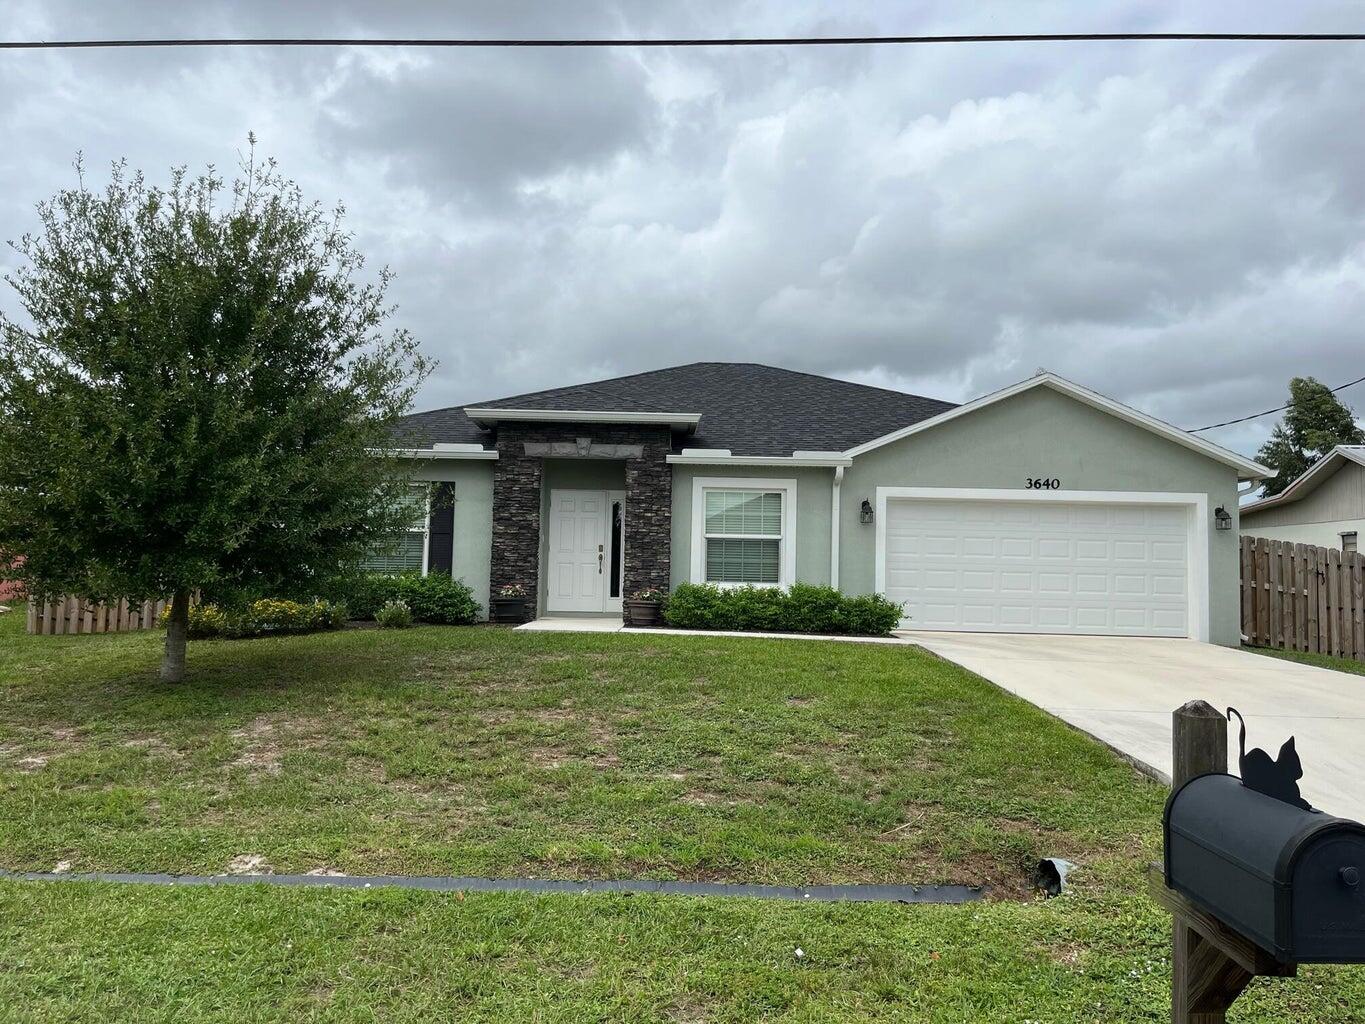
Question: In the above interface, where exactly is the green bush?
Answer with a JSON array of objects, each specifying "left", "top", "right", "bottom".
[
  {"left": 374, "top": 599, "right": 413, "bottom": 629},
  {"left": 662, "top": 583, "right": 903, "bottom": 637},
  {"left": 176, "top": 598, "right": 347, "bottom": 640},
  {"left": 324, "top": 573, "right": 481, "bottom": 624}
]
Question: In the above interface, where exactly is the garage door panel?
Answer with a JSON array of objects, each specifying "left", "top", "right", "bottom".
[{"left": 885, "top": 498, "right": 1189, "bottom": 638}]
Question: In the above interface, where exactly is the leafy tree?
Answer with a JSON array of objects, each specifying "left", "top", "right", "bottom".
[
  {"left": 0, "top": 145, "right": 431, "bottom": 680},
  {"left": 1256, "top": 377, "right": 1364, "bottom": 496}
]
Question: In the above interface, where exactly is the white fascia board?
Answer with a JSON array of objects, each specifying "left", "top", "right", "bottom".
[
  {"left": 842, "top": 372, "right": 1275, "bottom": 481},
  {"left": 1241, "top": 446, "right": 1359, "bottom": 515},
  {"left": 465, "top": 407, "right": 702, "bottom": 430},
  {"left": 666, "top": 453, "right": 853, "bottom": 468},
  {"left": 382, "top": 447, "right": 499, "bottom": 461}
]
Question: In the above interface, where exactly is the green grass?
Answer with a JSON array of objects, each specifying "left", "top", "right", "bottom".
[
  {"left": 2, "top": 612, "right": 1362, "bottom": 1021},
  {"left": 1244, "top": 644, "right": 1365, "bottom": 677}
]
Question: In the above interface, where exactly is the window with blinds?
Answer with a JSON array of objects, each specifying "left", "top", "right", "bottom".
[
  {"left": 360, "top": 485, "right": 429, "bottom": 575},
  {"left": 703, "top": 489, "right": 783, "bottom": 584}
]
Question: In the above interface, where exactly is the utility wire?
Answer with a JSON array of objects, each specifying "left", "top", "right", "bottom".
[
  {"left": 1187, "top": 374, "right": 1365, "bottom": 432},
  {"left": 3, "top": 33, "right": 1365, "bottom": 51}
]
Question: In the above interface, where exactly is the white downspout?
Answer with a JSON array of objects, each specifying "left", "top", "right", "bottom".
[{"left": 830, "top": 465, "right": 844, "bottom": 590}]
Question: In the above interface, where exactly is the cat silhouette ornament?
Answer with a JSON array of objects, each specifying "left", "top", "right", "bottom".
[{"left": 1227, "top": 707, "right": 1313, "bottom": 811}]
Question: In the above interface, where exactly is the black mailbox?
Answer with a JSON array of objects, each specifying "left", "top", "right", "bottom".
[{"left": 1164, "top": 773, "right": 1365, "bottom": 963}]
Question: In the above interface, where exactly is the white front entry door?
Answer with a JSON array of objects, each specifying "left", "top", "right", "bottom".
[
  {"left": 882, "top": 497, "right": 1192, "bottom": 637},
  {"left": 548, "top": 490, "right": 609, "bottom": 613}
]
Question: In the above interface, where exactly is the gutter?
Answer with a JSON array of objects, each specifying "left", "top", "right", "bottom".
[
  {"left": 667, "top": 449, "right": 853, "bottom": 468},
  {"left": 831, "top": 465, "right": 844, "bottom": 588},
  {"left": 381, "top": 445, "right": 499, "bottom": 461}
]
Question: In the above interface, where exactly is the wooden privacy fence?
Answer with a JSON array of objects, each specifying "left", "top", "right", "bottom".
[
  {"left": 26, "top": 596, "right": 169, "bottom": 635},
  {"left": 1241, "top": 536, "right": 1365, "bottom": 661}
]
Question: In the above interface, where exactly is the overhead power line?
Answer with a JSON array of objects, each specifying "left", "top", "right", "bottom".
[
  {"left": 1187, "top": 373, "right": 1365, "bottom": 433},
  {"left": 4, "top": 33, "right": 1365, "bottom": 51}
]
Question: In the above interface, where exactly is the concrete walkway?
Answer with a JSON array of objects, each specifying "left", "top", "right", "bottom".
[{"left": 910, "top": 632, "right": 1365, "bottom": 821}]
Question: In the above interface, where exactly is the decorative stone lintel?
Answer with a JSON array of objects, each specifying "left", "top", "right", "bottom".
[{"left": 523, "top": 439, "right": 644, "bottom": 459}]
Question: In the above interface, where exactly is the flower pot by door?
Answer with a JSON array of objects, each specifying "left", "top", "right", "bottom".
[
  {"left": 490, "top": 598, "right": 529, "bottom": 624},
  {"left": 624, "top": 599, "right": 661, "bottom": 627}
]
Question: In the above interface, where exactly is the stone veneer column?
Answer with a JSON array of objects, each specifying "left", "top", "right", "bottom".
[
  {"left": 489, "top": 428, "right": 543, "bottom": 610},
  {"left": 623, "top": 426, "right": 673, "bottom": 597}
]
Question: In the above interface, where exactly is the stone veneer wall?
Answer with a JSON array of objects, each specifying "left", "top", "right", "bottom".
[{"left": 490, "top": 423, "right": 673, "bottom": 619}]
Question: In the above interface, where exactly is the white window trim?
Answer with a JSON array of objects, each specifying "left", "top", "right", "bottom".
[
  {"left": 414, "top": 485, "right": 431, "bottom": 576},
  {"left": 690, "top": 477, "right": 798, "bottom": 588},
  {"left": 872, "top": 487, "right": 1210, "bottom": 642}
]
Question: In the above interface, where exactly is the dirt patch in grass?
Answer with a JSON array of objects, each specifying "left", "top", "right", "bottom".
[
  {"left": 229, "top": 716, "right": 285, "bottom": 777},
  {"left": 224, "top": 853, "right": 272, "bottom": 875},
  {"left": 680, "top": 789, "right": 753, "bottom": 808},
  {"left": 123, "top": 735, "right": 183, "bottom": 759}
]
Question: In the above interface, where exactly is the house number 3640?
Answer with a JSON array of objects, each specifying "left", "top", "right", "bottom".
[{"left": 1025, "top": 477, "right": 1061, "bottom": 490}]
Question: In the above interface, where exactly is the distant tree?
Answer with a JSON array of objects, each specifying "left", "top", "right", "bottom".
[
  {"left": 0, "top": 144, "right": 431, "bottom": 680},
  {"left": 1255, "top": 377, "right": 1364, "bottom": 496}
]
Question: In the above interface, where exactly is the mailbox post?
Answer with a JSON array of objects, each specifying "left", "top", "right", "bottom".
[{"left": 1161, "top": 700, "right": 1292, "bottom": 1023}]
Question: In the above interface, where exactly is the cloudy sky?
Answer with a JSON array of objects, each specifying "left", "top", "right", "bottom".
[{"left": 3, "top": 1, "right": 1364, "bottom": 457}]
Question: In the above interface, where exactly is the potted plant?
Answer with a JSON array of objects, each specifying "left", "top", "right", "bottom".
[
  {"left": 490, "top": 583, "right": 530, "bottom": 624},
  {"left": 624, "top": 587, "right": 665, "bottom": 627}
]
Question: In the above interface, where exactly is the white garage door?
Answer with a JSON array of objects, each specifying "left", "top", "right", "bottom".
[{"left": 883, "top": 498, "right": 1190, "bottom": 637}]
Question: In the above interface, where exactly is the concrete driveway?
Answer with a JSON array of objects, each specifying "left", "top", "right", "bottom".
[{"left": 908, "top": 632, "right": 1365, "bottom": 822}]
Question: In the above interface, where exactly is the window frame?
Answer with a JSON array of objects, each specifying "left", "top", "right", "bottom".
[
  {"left": 362, "top": 483, "right": 431, "bottom": 576},
  {"left": 690, "top": 477, "right": 798, "bottom": 588}
]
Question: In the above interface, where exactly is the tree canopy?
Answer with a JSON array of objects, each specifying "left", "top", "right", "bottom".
[
  {"left": 0, "top": 146, "right": 431, "bottom": 679},
  {"left": 1255, "top": 377, "right": 1364, "bottom": 496}
]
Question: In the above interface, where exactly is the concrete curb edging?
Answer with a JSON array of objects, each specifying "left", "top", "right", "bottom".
[{"left": 0, "top": 870, "right": 985, "bottom": 904}]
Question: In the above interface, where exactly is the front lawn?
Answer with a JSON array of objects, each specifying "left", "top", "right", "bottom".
[
  {"left": 2, "top": 612, "right": 1362, "bottom": 1021},
  {"left": 0, "top": 613, "right": 1150, "bottom": 889},
  {"left": 1245, "top": 644, "right": 1365, "bottom": 677}
]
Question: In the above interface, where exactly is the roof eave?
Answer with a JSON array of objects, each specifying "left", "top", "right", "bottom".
[{"left": 666, "top": 452, "right": 853, "bottom": 468}]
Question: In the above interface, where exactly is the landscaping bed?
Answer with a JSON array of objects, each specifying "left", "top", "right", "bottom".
[{"left": 2, "top": 613, "right": 1361, "bottom": 1021}]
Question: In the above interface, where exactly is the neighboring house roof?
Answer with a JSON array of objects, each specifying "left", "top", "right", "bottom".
[
  {"left": 395, "top": 362, "right": 957, "bottom": 457},
  {"left": 392, "top": 363, "right": 1274, "bottom": 479},
  {"left": 1241, "top": 446, "right": 1365, "bottom": 516}
]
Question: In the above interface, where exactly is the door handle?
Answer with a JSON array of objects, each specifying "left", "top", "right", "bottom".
[{"left": 598, "top": 544, "right": 604, "bottom": 573}]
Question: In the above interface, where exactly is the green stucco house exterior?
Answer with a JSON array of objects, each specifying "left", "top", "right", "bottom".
[{"left": 385, "top": 363, "right": 1271, "bottom": 646}]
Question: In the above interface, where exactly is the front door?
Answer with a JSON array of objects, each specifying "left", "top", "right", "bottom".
[{"left": 547, "top": 490, "right": 609, "bottom": 613}]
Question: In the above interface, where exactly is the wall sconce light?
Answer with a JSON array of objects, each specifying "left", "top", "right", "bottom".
[
  {"left": 1214, "top": 505, "right": 1232, "bottom": 531},
  {"left": 860, "top": 499, "right": 874, "bottom": 525}
]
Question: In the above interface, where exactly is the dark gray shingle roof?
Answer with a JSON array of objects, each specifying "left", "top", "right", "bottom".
[{"left": 395, "top": 362, "right": 956, "bottom": 456}]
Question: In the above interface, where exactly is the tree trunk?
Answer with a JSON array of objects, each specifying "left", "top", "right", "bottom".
[{"left": 160, "top": 590, "right": 191, "bottom": 683}]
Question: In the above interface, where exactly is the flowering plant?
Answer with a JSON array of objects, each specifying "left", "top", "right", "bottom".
[
  {"left": 496, "top": 583, "right": 529, "bottom": 599},
  {"left": 632, "top": 588, "right": 665, "bottom": 603}
]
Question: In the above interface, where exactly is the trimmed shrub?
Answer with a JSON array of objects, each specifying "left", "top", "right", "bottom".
[
  {"left": 324, "top": 573, "right": 481, "bottom": 624},
  {"left": 662, "top": 583, "right": 904, "bottom": 637},
  {"left": 375, "top": 599, "right": 414, "bottom": 629},
  {"left": 176, "top": 598, "right": 347, "bottom": 640}
]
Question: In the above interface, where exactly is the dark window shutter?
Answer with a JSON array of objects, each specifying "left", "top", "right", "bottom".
[{"left": 427, "top": 483, "right": 455, "bottom": 576}]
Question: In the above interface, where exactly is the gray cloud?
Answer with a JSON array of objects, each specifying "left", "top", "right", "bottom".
[{"left": 3, "top": 0, "right": 1365, "bottom": 457}]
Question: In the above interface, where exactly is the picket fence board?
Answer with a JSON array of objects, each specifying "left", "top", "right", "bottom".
[{"left": 25, "top": 596, "right": 171, "bottom": 635}]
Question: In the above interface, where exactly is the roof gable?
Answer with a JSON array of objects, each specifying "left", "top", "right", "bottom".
[
  {"left": 842, "top": 372, "right": 1274, "bottom": 480},
  {"left": 1241, "top": 446, "right": 1365, "bottom": 515}
]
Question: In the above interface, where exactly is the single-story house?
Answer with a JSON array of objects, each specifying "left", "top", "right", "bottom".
[
  {"left": 383, "top": 363, "right": 1271, "bottom": 645},
  {"left": 1239, "top": 445, "right": 1365, "bottom": 553}
]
